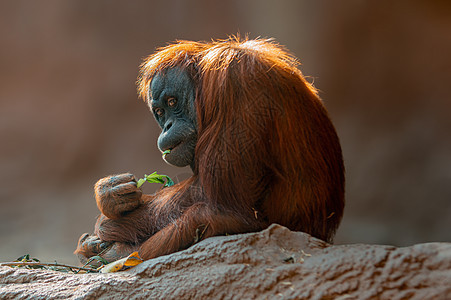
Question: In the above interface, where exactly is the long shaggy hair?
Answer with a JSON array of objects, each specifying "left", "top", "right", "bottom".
[{"left": 137, "top": 36, "right": 345, "bottom": 243}]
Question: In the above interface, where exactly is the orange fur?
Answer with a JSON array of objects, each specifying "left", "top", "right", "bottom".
[{"left": 86, "top": 37, "right": 344, "bottom": 260}]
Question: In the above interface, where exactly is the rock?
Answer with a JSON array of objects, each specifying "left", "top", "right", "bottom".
[{"left": 0, "top": 224, "right": 450, "bottom": 299}]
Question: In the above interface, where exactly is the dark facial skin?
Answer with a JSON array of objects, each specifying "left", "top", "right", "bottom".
[{"left": 148, "top": 68, "right": 197, "bottom": 169}]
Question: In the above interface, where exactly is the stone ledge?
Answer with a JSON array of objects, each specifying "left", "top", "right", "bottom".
[{"left": 1, "top": 224, "right": 450, "bottom": 299}]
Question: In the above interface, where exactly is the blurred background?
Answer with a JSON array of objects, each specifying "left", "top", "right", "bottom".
[{"left": 0, "top": 0, "right": 450, "bottom": 265}]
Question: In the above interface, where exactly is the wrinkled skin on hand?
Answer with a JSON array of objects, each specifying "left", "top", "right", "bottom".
[
  {"left": 75, "top": 173, "right": 152, "bottom": 263},
  {"left": 95, "top": 173, "right": 143, "bottom": 219},
  {"left": 75, "top": 233, "right": 138, "bottom": 265}
]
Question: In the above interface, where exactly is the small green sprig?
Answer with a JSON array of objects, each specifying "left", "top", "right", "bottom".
[
  {"left": 137, "top": 172, "right": 175, "bottom": 188},
  {"left": 162, "top": 149, "right": 171, "bottom": 158}
]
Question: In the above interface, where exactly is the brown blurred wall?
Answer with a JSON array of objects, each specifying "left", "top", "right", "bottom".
[{"left": 0, "top": 0, "right": 450, "bottom": 265}]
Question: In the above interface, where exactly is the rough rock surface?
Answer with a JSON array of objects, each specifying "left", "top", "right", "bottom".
[{"left": 0, "top": 224, "right": 450, "bottom": 299}]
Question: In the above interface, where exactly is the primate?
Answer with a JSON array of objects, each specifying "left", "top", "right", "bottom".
[{"left": 75, "top": 37, "right": 345, "bottom": 262}]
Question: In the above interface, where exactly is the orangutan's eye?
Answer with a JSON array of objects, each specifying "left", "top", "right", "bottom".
[
  {"left": 154, "top": 108, "right": 164, "bottom": 117},
  {"left": 167, "top": 98, "right": 177, "bottom": 107}
]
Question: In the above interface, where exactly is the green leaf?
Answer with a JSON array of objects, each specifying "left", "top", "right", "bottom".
[
  {"left": 163, "top": 175, "right": 174, "bottom": 187},
  {"left": 16, "top": 254, "right": 30, "bottom": 262},
  {"left": 137, "top": 178, "right": 146, "bottom": 188},
  {"left": 136, "top": 172, "right": 175, "bottom": 188},
  {"left": 89, "top": 255, "right": 109, "bottom": 265},
  {"left": 145, "top": 172, "right": 165, "bottom": 184}
]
